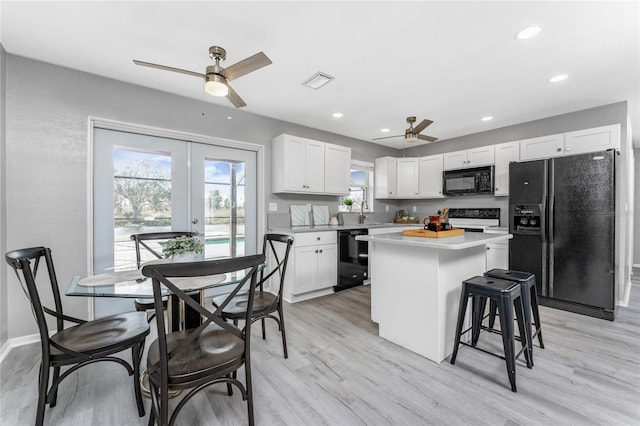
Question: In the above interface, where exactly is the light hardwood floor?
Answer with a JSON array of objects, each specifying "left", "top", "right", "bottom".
[{"left": 2, "top": 272, "right": 639, "bottom": 425}]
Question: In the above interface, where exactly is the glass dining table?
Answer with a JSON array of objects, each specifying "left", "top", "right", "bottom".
[{"left": 66, "top": 259, "right": 257, "bottom": 331}]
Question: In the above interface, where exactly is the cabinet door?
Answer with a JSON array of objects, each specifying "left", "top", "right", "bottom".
[
  {"left": 324, "top": 143, "right": 351, "bottom": 194},
  {"left": 293, "top": 246, "right": 319, "bottom": 294},
  {"left": 564, "top": 124, "right": 620, "bottom": 156},
  {"left": 520, "top": 134, "right": 564, "bottom": 160},
  {"left": 305, "top": 139, "right": 325, "bottom": 193},
  {"left": 418, "top": 154, "right": 444, "bottom": 198},
  {"left": 443, "top": 150, "right": 468, "bottom": 170},
  {"left": 316, "top": 244, "right": 337, "bottom": 290},
  {"left": 493, "top": 141, "right": 519, "bottom": 196},
  {"left": 468, "top": 146, "right": 495, "bottom": 167},
  {"left": 374, "top": 157, "right": 397, "bottom": 198},
  {"left": 486, "top": 242, "right": 509, "bottom": 270},
  {"left": 282, "top": 135, "right": 308, "bottom": 191},
  {"left": 396, "top": 158, "right": 419, "bottom": 198}
]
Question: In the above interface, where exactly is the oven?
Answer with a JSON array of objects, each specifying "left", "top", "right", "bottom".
[{"left": 336, "top": 229, "right": 369, "bottom": 292}]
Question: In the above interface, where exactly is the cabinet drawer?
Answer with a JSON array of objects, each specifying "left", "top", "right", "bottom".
[{"left": 295, "top": 231, "right": 337, "bottom": 247}]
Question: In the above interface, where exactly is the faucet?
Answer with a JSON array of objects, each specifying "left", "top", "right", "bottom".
[{"left": 359, "top": 200, "right": 369, "bottom": 224}]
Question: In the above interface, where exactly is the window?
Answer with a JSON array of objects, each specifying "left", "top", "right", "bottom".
[{"left": 341, "top": 161, "right": 374, "bottom": 211}]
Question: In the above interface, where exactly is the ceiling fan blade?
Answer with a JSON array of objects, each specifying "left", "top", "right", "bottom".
[
  {"left": 413, "top": 119, "right": 434, "bottom": 135},
  {"left": 226, "top": 85, "right": 247, "bottom": 108},
  {"left": 371, "top": 134, "right": 403, "bottom": 141},
  {"left": 220, "top": 52, "right": 272, "bottom": 81},
  {"left": 417, "top": 134, "right": 439, "bottom": 143},
  {"left": 133, "top": 60, "right": 205, "bottom": 79}
]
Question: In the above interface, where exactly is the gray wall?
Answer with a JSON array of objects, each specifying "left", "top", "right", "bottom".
[
  {"left": 1, "top": 45, "right": 7, "bottom": 350},
  {"left": 636, "top": 149, "right": 640, "bottom": 265},
  {"left": 2, "top": 54, "right": 397, "bottom": 340}
]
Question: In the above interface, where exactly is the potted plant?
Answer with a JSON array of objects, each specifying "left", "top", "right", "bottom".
[
  {"left": 162, "top": 235, "right": 204, "bottom": 262},
  {"left": 342, "top": 198, "right": 354, "bottom": 212}
]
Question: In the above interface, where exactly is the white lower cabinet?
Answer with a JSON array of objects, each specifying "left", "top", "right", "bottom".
[
  {"left": 485, "top": 229, "right": 509, "bottom": 270},
  {"left": 283, "top": 231, "right": 337, "bottom": 301}
]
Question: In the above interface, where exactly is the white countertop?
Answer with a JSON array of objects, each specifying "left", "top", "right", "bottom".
[
  {"left": 268, "top": 223, "right": 421, "bottom": 233},
  {"left": 356, "top": 231, "right": 512, "bottom": 250}
]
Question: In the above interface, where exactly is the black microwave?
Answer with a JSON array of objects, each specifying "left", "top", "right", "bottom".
[{"left": 442, "top": 165, "right": 495, "bottom": 196}]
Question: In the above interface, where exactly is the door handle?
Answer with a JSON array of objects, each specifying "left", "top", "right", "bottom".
[{"left": 191, "top": 218, "right": 199, "bottom": 224}]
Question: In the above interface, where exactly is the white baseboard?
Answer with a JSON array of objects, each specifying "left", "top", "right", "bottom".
[{"left": 0, "top": 332, "right": 41, "bottom": 364}]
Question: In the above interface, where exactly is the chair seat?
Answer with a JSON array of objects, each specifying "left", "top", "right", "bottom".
[
  {"left": 212, "top": 292, "right": 277, "bottom": 318},
  {"left": 134, "top": 297, "right": 168, "bottom": 311},
  {"left": 147, "top": 324, "right": 245, "bottom": 387},
  {"left": 50, "top": 311, "right": 149, "bottom": 361}
]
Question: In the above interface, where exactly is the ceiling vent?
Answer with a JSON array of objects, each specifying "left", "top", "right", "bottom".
[{"left": 302, "top": 71, "right": 334, "bottom": 89}]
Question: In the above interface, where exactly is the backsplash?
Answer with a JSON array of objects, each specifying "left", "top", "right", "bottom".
[{"left": 400, "top": 195, "right": 510, "bottom": 227}]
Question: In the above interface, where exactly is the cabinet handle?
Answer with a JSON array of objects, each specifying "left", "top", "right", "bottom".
[
  {"left": 486, "top": 247, "right": 490, "bottom": 250},
  {"left": 317, "top": 237, "right": 320, "bottom": 240},
  {"left": 495, "top": 187, "right": 499, "bottom": 191},
  {"left": 557, "top": 147, "right": 562, "bottom": 152},
  {"left": 319, "top": 249, "right": 323, "bottom": 253},
  {"left": 315, "top": 250, "right": 318, "bottom": 253}
]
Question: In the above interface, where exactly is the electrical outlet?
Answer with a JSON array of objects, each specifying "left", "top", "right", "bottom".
[
  {"left": 385, "top": 205, "right": 389, "bottom": 212},
  {"left": 269, "top": 202, "right": 278, "bottom": 212},
  {"left": 412, "top": 206, "right": 417, "bottom": 213}
]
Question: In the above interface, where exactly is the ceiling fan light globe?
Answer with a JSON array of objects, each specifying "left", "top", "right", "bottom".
[{"left": 204, "top": 74, "right": 229, "bottom": 97}]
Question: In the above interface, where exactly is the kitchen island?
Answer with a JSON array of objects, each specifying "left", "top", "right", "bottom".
[{"left": 356, "top": 231, "right": 512, "bottom": 363}]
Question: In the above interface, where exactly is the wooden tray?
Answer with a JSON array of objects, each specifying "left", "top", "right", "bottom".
[{"left": 402, "top": 228, "right": 465, "bottom": 238}]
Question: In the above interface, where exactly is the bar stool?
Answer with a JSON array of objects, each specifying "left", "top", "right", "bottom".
[
  {"left": 451, "top": 276, "right": 532, "bottom": 392},
  {"left": 484, "top": 269, "right": 544, "bottom": 365}
]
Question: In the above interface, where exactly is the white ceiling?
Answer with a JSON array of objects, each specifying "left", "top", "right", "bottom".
[{"left": 1, "top": 1, "right": 638, "bottom": 149}]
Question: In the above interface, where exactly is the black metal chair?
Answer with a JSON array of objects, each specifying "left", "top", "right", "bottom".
[
  {"left": 212, "top": 234, "right": 294, "bottom": 358},
  {"left": 142, "top": 253, "right": 264, "bottom": 426},
  {"left": 5, "top": 247, "right": 150, "bottom": 426},
  {"left": 130, "top": 231, "right": 196, "bottom": 321}
]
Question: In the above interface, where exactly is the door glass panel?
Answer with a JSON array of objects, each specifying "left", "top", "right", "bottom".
[
  {"left": 113, "top": 148, "right": 172, "bottom": 269},
  {"left": 204, "top": 159, "right": 246, "bottom": 258}
]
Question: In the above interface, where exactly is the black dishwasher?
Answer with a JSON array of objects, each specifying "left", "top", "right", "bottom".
[{"left": 336, "top": 229, "right": 369, "bottom": 292}]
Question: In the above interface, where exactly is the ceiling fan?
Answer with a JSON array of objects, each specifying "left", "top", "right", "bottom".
[
  {"left": 133, "top": 46, "right": 272, "bottom": 108},
  {"left": 372, "top": 116, "right": 438, "bottom": 143}
]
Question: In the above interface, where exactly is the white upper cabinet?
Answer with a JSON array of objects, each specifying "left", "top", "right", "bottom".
[
  {"left": 443, "top": 146, "right": 495, "bottom": 170},
  {"left": 564, "top": 124, "right": 620, "bottom": 156},
  {"left": 272, "top": 134, "right": 351, "bottom": 195},
  {"left": 374, "top": 157, "right": 397, "bottom": 199},
  {"left": 520, "top": 124, "right": 620, "bottom": 161},
  {"left": 520, "top": 133, "right": 565, "bottom": 160},
  {"left": 443, "top": 150, "right": 467, "bottom": 170},
  {"left": 324, "top": 143, "right": 352, "bottom": 194},
  {"left": 493, "top": 141, "right": 520, "bottom": 197},
  {"left": 396, "top": 158, "right": 419, "bottom": 198},
  {"left": 418, "top": 154, "right": 445, "bottom": 198}
]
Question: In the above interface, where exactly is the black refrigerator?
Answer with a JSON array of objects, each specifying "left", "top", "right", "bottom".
[{"left": 508, "top": 150, "right": 616, "bottom": 320}]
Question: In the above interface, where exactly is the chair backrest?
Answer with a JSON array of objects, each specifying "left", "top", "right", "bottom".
[
  {"left": 259, "top": 234, "right": 294, "bottom": 299},
  {"left": 141, "top": 253, "right": 265, "bottom": 379},
  {"left": 130, "top": 231, "right": 196, "bottom": 268},
  {"left": 5, "top": 247, "right": 66, "bottom": 352}
]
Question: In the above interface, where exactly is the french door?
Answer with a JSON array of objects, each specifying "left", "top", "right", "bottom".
[{"left": 93, "top": 127, "right": 258, "bottom": 317}]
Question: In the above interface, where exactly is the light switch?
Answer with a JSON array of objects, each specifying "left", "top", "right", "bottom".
[
  {"left": 269, "top": 202, "right": 278, "bottom": 212},
  {"left": 412, "top": 206, "right": 417, "bottom": 213}
]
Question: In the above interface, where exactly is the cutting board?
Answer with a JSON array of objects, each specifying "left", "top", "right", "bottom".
[{"left": 402, "top": 228, "right": 465, "bottom": 238}]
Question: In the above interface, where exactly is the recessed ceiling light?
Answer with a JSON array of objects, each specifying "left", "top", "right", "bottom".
[
  {"left": 381, "top": 128, "right": 390, "bottom": 133},
  {"left": 226, "top": 116, "right": 233, "bottom": 120},
  {"left": 549, "top": 74, "right": 569, "bottom": 83},
  {"left": 332, "top": 112, "right": 343, "bottom": 118},
  {"left": 481, "top": 116, "right": 493, "bottom": 122},
  {"left": 516, "top": 26, "right": 541, "bottom": 40}
]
